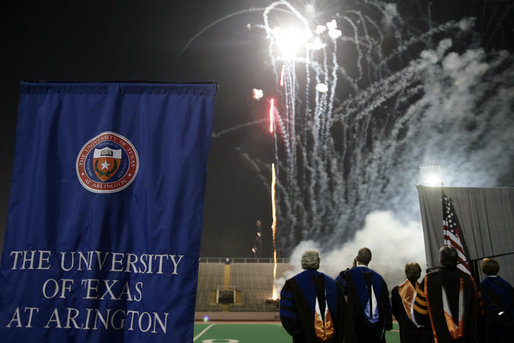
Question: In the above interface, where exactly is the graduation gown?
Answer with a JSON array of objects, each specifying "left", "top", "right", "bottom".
[
  {"left": 414, "top": 266, "right": 477, "bottom": 343},
  {"left": 479, "top": 276, "right": 514, "bottom": 343},
  {"left": 337, "top": 266, "right": 392, "bottom": 343},
  {"left": 280, "top": 269, "right": 345, "bottom": 343},
  {"left": 391, "top": 280, "right": 433, "bottom": 343}
]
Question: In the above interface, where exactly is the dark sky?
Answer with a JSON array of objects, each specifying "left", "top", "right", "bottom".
[
  {"left": 0, "top": 0, "right": 276, "bottom": 257},
  {"left": 1, "top": 1, "right": 513, "bottom": 259}
]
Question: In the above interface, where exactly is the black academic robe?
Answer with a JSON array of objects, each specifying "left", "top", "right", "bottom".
[
  {"left": 414, "top": 266, "right": 477, "bottom": 343},
  {"left": 391, "top": 280, "right": 433, "bottom": 343},
  {"left": 280, "top": 269, "right": 345, "bottom": 343},
  {"left": 337, "top": 266, "right": 392, "bottom": 343}
]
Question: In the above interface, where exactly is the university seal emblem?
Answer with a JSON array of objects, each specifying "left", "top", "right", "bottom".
[{"left": 76, "top": 131, "right": 139, "bottom": 193}]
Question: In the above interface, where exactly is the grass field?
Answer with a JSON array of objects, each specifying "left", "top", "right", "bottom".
[{"left": 193, "top": 322, "right": 401, "bottom": 342}]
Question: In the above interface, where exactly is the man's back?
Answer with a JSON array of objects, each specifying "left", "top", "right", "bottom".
[
  {"left": 280, "top": 249, "right": 345, "bottom": 343},
  {"left": 479, "top": 275, "right": 514, "bottom": 343},
  {"left": 414, "top": 266, "right": 477, "bottom": 343},
  {"left": 337, "top": 266, "right": 392, "bottom": 343}
]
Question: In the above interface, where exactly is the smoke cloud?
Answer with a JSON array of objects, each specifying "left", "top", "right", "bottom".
[{"left": 277, "top": 210, "right": 426, "bottom": 290}]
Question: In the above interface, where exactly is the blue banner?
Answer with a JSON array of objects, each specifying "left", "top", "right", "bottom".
[{"left": 0, "top": 82, "right": 216, "bottom": 342}]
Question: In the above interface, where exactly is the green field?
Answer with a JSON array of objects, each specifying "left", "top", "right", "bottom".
[{"left": 193, "top": 322, "right": 401, "bottom": 342}]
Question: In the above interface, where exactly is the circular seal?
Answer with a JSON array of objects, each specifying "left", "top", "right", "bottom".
[{"left": 76, "top": 131, "right": 139, "bottom": 193}]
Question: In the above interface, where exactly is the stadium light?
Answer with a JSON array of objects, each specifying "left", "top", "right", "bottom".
[{"left": 419, "top": 165, "right": 443, "bottom": 187}]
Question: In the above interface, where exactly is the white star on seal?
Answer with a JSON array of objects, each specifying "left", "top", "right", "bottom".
[{"left": 101, "top": 160, "right": 111, "bottom": 170}]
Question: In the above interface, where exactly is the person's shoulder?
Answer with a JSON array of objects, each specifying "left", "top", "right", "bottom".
[
  {"left": 319, "top": 271, "right": 335, "bottom": 279},
  {"left": 288, "top": 271, "right": 305, "bottom": 282},
  {"left": 451, "top": 269, "right": 478, "bottom": 288},
  {"left": 292, "top": 269, "right": 310, "bottom": 278},
  {"left": 480, "top": 275, "right": 494, "bottom": 286},
  {"left": 489, "top": 275, "right": 510, "bottom": 285},
  {"left": 336, "top": 268, "right": 350, "bottom": 278},
  {"left": 368, "top": 267, "right": 386, "bottom": 280},
  {"left": 281, "top": 278, "right": 294, "bottom": 292},
  {"left": 496, "top": 275, "right": 513, "bottom": 286},
  {"left": 322, "top": 273, "right": 337, "bottom": 285},
  {"left": 391, "top": 285, "right": 399, "bottom": 294},
  {"left": 456, "top": 268, "right": 474, "bottom": 280},
  {"left": 284, "top": 276, "right": 295, "bottom": 284},
  {"left": 483, "top": 275, "right": 513, "bottom": 288},
  {"left": 339, "top": 267, "right": 351, "bottom": 273},
  {"left": 351, "top": 265, "right": 368, "bottom": 273}
]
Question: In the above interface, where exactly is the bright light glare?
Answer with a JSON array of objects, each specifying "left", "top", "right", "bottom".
[
  {"left": 316, "top": 83, "right": 328, "bottom": 93},
  {"left": 307, "top": 37, "right": 326, "bottom": 50},
  {"left": 420, "top": 165, "right": 443, "bottom": 186},
  {"left": 252, "top": 88, "right": 263, "bottom": 100},
  {"left": 273, "top": 27, "right": 311, "bottom": 60},
  {"left": 424, "top": 173, "right": 442, "bottom": 187},
  {"left": 326, "top": 19, "right": 342, "bottom": 39},
  {"left": 315, "top": 25, "right": 326, "bottom": 34}
]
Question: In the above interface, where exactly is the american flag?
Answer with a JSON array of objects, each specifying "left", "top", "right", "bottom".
[{"left": 442, "top": 192, "right": 472, "bottom": 275}]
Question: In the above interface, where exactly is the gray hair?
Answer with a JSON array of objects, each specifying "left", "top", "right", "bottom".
[
  {"left": 439, "top": 245, "right": 458, "bottom": 266},
  {"left": 301, "top": 249, "right": 320, "bottom": 270}
]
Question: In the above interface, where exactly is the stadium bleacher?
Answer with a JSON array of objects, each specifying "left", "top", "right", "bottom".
[{"left": 195, "top": 258, "right": 294, "bottom": 320}]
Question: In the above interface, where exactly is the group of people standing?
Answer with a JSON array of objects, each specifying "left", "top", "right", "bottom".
[{"left": 279, "top": 246, "right": 514, "bottom": 343}]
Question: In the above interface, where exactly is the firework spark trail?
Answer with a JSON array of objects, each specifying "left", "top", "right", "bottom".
[
  {"left": 282, "top": 64, "right": 296, "bottom": 199},
  {"left": 375, "top": 19, "right": 467, "bottom": 69},
  {"left": 342, "top": 16, "right": 364, "bottom": 83},
  {"left": 211, "top": 119, "right": 268, "bottom": 138},
  {"left": 327, "top": 37, "right": 339, "bottom": 137},
  {"left": 288, "top": 62, "right": 298, "bottom": 200},
  {"left": 176, "top": 7, "right": 265, "bottom": 59},
  {"left": 269, "top": 98, "right": 275, "bottom": 133},
  {"left": 271, "top": 163, "right": 278, "bottom": 299}
]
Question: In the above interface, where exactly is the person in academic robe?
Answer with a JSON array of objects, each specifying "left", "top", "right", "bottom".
[
  {"left": 280, "top": 249, "right": 345, "bottom": 343},
  {"left": 336, "top": 247, "right": 392, "bottom": 343},
  {"left": 413, "top": 246, "right": 478, "bottom": 343},
  {"left": 391, "top": 262, "right": 433, "bottom": 343},
  {"left": 478, "top": 257, "right": 514, "bottom": 343}
]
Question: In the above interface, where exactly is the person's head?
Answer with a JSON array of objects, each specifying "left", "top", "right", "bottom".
[
  {"left": 481, "top": 258, "right": 500, "bottom": 276},
  {"left": 301, "top": 249, "right": 320, "bottom": 270},
  {"left": 439, "top": 245, "right": 458, "bottom": 267},
  {"left": 356, "top": 247, "right": 372, "bottom": 266},
  {"left": 405, "top": 262, "right": 421, "bottom": 282}
]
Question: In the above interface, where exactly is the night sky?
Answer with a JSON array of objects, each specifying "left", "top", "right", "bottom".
[
  {"left": 0, "top": 0, "right": 279, "bottom": 257},
  {"left": 1, "top": 1, "right": 513, "bottom": 258}
]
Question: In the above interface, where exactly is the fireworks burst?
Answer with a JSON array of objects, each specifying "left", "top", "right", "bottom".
[
  {"left": 196, "top": 1, "right": 514, "bottom": 258},
  {"left": 258, "top": 0, "right": 514, "bottom": 256}
]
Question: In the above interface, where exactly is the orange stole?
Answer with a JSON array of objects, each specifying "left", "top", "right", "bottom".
[
  {"left": 442, "top": 277, "right": 464, "bottom": 340},
  {"left": 398, "top": 279, "right": 417, "bottom": 321},
  {"left": 426, "top": 276, "right": 465, "bottom": 343},
  {"left": 314, "top": 296, "right": 335, "bottom": 341},
  {"left": 425, "top": 276, "right": 439, "bottom": 343}
]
